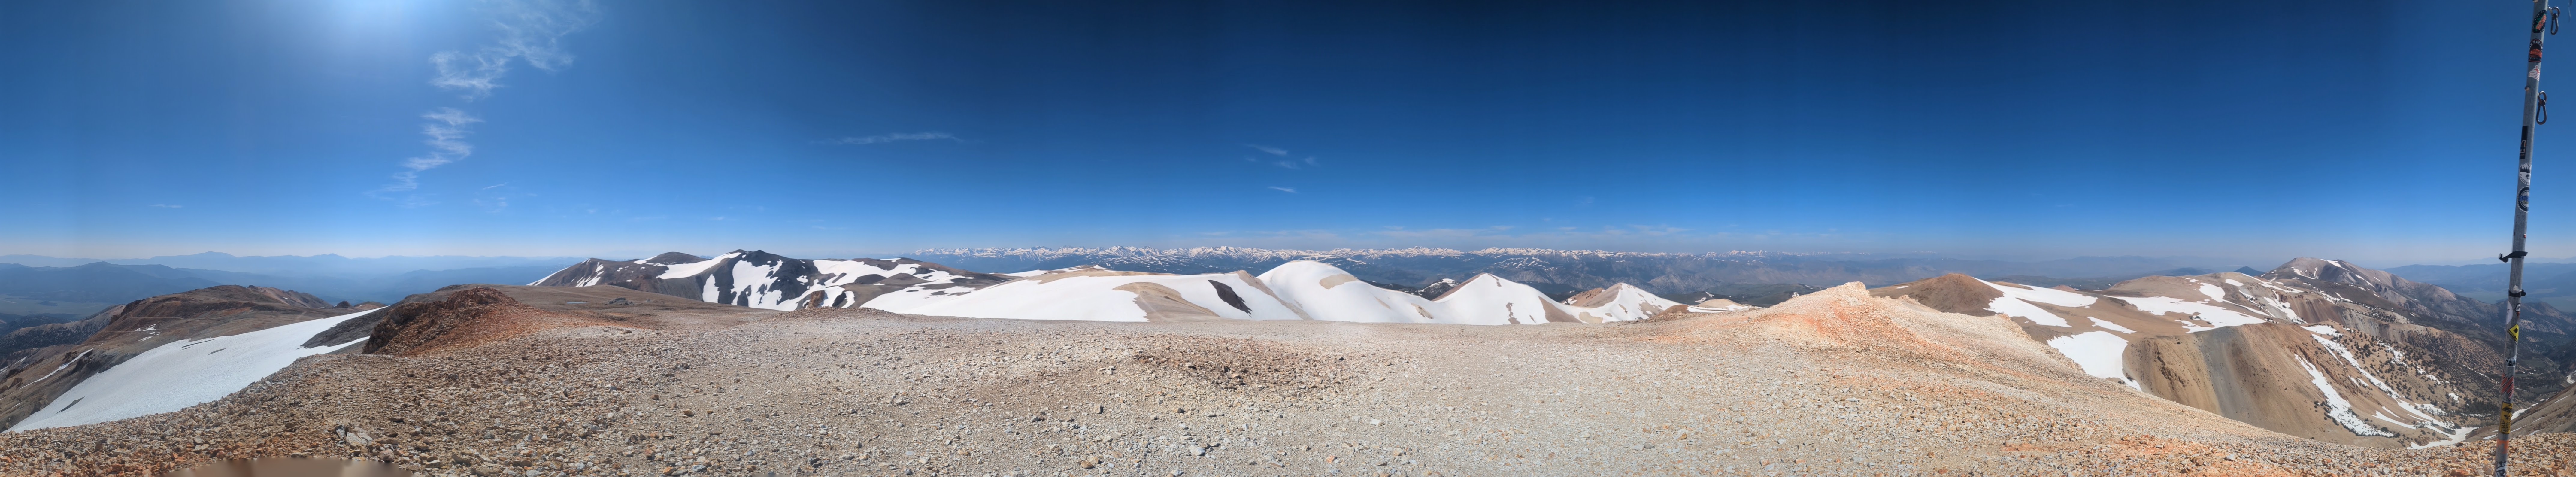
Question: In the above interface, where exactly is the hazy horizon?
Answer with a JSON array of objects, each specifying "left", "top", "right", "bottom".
[{"left": 8, "top": 246, "right": 2561, "bottom": 273}]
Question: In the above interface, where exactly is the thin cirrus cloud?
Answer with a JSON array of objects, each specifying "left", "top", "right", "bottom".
[
  {"left": 1267, "top": 186, "right": 1297, "bottom": 193},
  {"left": 1244, "top": 144, "right": 1317, "bottom": 169},
  {"left": 429, "top": 0, "right": 603, "bottom": 101},
  {"left": 376, "top": 0, "right": 600, "bottom": 207},
  {"left": 370, "top": 108, "right": 483, "bottom": 206},
  {"left": 823, "top": 132, "right": 962, "bottom": 145}
]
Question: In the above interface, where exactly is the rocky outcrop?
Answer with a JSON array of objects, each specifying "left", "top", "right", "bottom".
[{"left": 363, "top": 286, "right": 637, "bottom": 356}]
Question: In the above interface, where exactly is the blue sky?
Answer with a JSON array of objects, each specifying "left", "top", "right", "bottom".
[{"left": 1, "top": 0, "right": 2567, "bottom": 264}]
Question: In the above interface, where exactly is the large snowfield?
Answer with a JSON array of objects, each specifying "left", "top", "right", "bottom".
[
  {"left": 6, "top": 308, "right": 379, "bottom": 432},
  {"left": 2044, "top": 330, "right": 2134, "bottom": 389},
  {"left": 542, "top": 255, "right": 1737, "bottom": 325},
  {"left": 874, "top": 260, "right": 1705, "bottom": 325}
]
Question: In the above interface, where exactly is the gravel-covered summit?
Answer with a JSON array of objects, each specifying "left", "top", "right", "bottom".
[{"left": 4, "top": 285, "right": 2573, "bottom": 476}]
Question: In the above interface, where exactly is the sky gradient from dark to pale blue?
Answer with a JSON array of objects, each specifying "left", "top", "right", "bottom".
[{"left": 1, "top": 0, "right": 2566, "bottom": 264}]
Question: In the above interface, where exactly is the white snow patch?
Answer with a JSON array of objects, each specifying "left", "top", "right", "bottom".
[
  {"left": 2293, "top": 355, "right": 2396, "bottom": 437},
  {"left": 25, "top": 350, "right": 89, "bottom": 386},
  {"left": 2310, "top": 334, "right": 2434, "bottom": 422},
  {"left": 2197, "top": 283, "right": 2227, "bottom": 302},
  {"left": 2046, "top": 331, "right": 2135, "bottom": 390},
  {"left": 2115, "top": 296, "right": 2267, "bottom": 331},
  {"left": 1977, "top": 280, "right": 2092, "bottom": 327},
  {"left": 1985, "top": 280, "right": 2099, "bottom": 307},
  {"left": 883, "top": 272, "right": 1301, "bottom": 323},
  {"left": 2086, "top": 317, "right": 2135, "bottom": 333},
  {"left": 7, "top": 308, "right": 379, "bottom": 432},
  {"left": 1986, "top": 297, "right": 2070, "bottom": 327},
  {"left": 2408, "top": 426, "right": 2475, "bottom": 449},
  {"left": 2369, "top": 411, "right": 2417, "bottom": 428},
  {"left": 2304, "top": 325, "right": 2340, "bottom": 336},
  {"left": 656, "top": 252, "right": 733, "bottom": 279}
]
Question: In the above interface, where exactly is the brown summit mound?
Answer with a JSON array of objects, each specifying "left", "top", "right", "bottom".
[
  {"left": 1561, "top": 284, "right": 1633, "bottom": 308},
  {"left": 1870, "top": 273, "right": 2002, "bottom": 316},
  {"left": 363, "top": 287, "right": 626, "bottom": 356},
  {"left": 1696, "top": 283, "right": 2067, "bottom": 377},
  {"left": 102, "top": 285, "right": 337, "bottom": 340}
]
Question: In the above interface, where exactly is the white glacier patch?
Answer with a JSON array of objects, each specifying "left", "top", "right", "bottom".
[
  {"left": 2115, "top": 296, "right": 2266, "bottom": 331},
  {"left": 7, "top": 308, "right": 379, "bottom": 432},
  {"left": 2045, "top": 331, "right": 2135, "bottom": 390}
]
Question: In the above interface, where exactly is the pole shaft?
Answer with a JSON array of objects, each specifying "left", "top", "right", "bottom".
[{"left": 2496, "top": 2, "right": 2548, "bottom": 476}]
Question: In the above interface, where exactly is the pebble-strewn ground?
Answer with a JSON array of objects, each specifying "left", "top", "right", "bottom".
[{"left": 4, "top": 300, "right": 2575, "bottom": 477}]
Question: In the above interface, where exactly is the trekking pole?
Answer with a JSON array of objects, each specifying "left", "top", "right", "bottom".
[{"left": 2496, "top": 1, "right": 2560, "bottom": 475}]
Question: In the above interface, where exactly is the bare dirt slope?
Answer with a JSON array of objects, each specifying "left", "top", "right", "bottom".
[{"left": 4, "top": 285, "right": 2575, "bottom": 476}]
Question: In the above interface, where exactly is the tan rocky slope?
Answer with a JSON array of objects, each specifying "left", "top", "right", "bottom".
[
  {"left": 1873, "top": 266, "right": 2493, "bottom": 448},
  {"left": 2515, "top": 383, "right": 2576, "bottom": 437},
  {"left": 0, "top": 285, "right": 363, "bottom": 430},
  {"left": 9, "top": 283, "right": 2576, "bottom": 476}
]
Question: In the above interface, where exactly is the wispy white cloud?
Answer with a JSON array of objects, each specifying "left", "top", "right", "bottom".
[
  {"left": 1267, "top": 186, "right": 1297, "bottom": 193},
  {"left": 823, "top": 132, "right": 962, "bottom": 145},
  {"left": 147, "top": 204, "right": 182, "bottom": 208},
  {"left": 372, "top": 108, "right": 484, "bottom": 206},
  {"left": 1244, "top": 145, "right": 1320, "bottom": 169},
  {"left": 472, "top": 183, "right": 523, "bottom": 212},
  {"left": 377, "top": 0, "right": 599, "bottom": 206},
  {"left": 431, "top": 0, "right": 602, "bottom": 100}
]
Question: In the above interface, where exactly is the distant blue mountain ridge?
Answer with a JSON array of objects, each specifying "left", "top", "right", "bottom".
[{"left": 0, "top": 258, "right": 576, "bottom": 311}]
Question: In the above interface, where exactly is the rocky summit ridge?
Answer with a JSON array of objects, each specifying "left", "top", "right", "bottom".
[{"left": 2, "top": 254, "right": 2576, "bottom": 475}]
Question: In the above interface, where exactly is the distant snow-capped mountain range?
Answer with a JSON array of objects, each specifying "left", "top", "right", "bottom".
[
  {"left": 532, "top": 250, "right": 1742, "bottom": 324},
  {"left": 529, "top": 251, "right": 1013, "bottom": 311}
]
